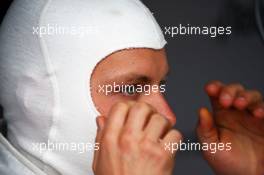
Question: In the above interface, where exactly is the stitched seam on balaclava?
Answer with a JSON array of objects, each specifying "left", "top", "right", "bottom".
[{"left": 38, "top": 0, "right": 62, "bottom": 173}]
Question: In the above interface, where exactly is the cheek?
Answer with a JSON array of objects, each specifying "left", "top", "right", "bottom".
[
  {"left": 93, "top": 93, "right": 124, "bottom": 116},
  {"left": 93, "top": 93, "right": 141, "bottom": 116},
  {"left": 91, "top": 83, "right": 139, "bottom": 115}
]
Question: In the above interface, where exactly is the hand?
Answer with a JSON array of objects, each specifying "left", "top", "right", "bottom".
[
  {"left": 93, "top": 101, "right": 182, "bottom": 175},
  {"left": 197, "top": 81, "right": 264, "bottom": 175}
]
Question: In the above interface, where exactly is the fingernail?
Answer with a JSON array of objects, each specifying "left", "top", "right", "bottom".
[
  {"left": 208, "top": 84, "right": 216, "bottom": 91},
  {"left": 235, "top": 97, "right": 247, "bottom": 106},
  {"left": 221, "top": 94, "right": 231, "bottom": 101},
  {"left": 237, "top": 97, "right": 246, "bottom": 101}
]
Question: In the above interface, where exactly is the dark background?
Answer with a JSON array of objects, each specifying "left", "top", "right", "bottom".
[{"left": 1, "top": 0, "right": 264, "bottom": 174}]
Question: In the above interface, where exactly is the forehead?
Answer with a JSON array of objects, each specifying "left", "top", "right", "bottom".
[{"left": 93, "top": 48, "right": 168, "bottom": 81}]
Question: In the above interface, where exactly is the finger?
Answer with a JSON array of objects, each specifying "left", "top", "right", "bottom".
[
  {"left": 93, "top": 116, "right": 105, "bottom": 171},
  {"left": 103, "top": 102, "right": 130, "bottom": 139},
  {"left": 205, "top": 80, "right": 224, "bottom": 110},
  {"left": 234, "top": 90, "right": 263, "bottom": 110},
  {"left": 205, "top": 80, "right": 224, "bottom": 97},
  {"left": 161, "top": 129, "right": 182, "bottom": 156},
  {"left": 251, "top": 102, "right": 264, "bottom": 119},
  {"left": 124, "top": 102, "right": 156, "bottom": 136},
  {"left": 219, "top": 83, "right": 244, "bottom": 108},
  {"left": 196, "top": 108, "right": 219, "bottom": 144},
  {"left": 144, "top": 113, "right": 171, "bottom": 142}
]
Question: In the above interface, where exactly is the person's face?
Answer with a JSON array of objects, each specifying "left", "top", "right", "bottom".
[{"left": 91, "top": 48, "right": 176, "bottom": 125}]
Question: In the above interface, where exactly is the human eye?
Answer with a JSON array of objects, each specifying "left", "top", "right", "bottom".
[{"left": 122, "top": 84, "right": 138, "bottom": 96}]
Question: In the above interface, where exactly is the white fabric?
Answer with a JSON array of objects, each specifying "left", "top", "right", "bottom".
[
  {"left": 0, "top": 0, "right": 166, "bottom": 175},
  {"left": 0, "top": 133, "right": 48, "bottom": 175}
]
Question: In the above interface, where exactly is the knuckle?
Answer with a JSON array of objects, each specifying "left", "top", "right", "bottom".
[
  {"left": 102, "top": 132, "right": 115, "bottom": 146},
  {"left": 154, "top": 149, "right": 169, "bottom": 163},
  {"left": 120, "top": 133, "right": 132, "bottom": 146},
  {"left": 154, "top": 150, "right": 167, "bottom": 162},
  {"left": 152, "top": 113, "right": 169, "bottom": 126},
  {"left": 120, "top": 132, "right": 134, "bottom": 147},
  {"left": 139, "top": 139, "right": 170, "bottom": 163},
  {"left": 134, "top": 102, "right": 154, "bottom": 113},
  {"left": 126, "top": 100, "right": 136, "bottom": 106},
  {"left": 119, "top": 132, "right": 135, "bottom": 152},
  {"left": 113, "top": 102, "right": 129, "bottom": 112},
  {"left": 139, "top": 138, "right": 154, "bottom": 151},
  {"left": 172, "top": 129, "right": 183, "bottom": 141},
  {"left": 136, "top": 102, "right": 150, "bottom": 110},
  {"left": 139, "top": 138, "right": 152, "bottom": 151}
]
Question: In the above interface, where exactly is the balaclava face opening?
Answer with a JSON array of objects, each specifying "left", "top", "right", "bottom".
[{"left": 0, "top": 0, "right": 166, "bottom": 174}]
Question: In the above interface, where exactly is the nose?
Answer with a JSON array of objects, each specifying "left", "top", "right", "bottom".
[{"left": 139, "top": 93, "right": 176, "bottom": 126}]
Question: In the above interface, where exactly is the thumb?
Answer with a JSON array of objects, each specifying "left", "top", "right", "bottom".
[{"left": 196, "top": 107, "right": 219, "bottom": 144}]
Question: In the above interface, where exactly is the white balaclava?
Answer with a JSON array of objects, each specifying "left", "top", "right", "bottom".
[{"left": 0, "top": 0, "right": 166, "bottom": 174}]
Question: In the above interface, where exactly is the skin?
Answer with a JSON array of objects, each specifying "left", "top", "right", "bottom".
[
  {"left": 198, "top": 81, "right": 264, "bottom": 175},
  {"left": 91, "top": 49, "right": 181, "bottom": 175},
  {"left": 91, "top": 48, "right": 264, "bottom": 175},
  {"left": 91, "top": 48, "right": 176, "bottom": 124}
]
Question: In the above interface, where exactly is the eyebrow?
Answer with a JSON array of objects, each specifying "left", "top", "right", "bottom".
[
  {"left": 103, "top": 73, "right": 151, "bottom": 84},
  {"left": 103, "top": 70, "right": 170, "bottom": 85}
]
